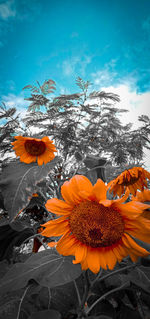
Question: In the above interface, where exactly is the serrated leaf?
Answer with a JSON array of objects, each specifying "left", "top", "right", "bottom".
[
  {"left": 0, "top": 250, "right": 82, "bottom": 294},
  {"left": 0, "top": 157, "right": 59, "bottom": 221},
  {"left": 29, "top": 309, "right": 61, "bottom": 319}
]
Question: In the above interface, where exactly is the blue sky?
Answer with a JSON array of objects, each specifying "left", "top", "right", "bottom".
[
  {"left": 0, "top": 0, "right": 150, "bottom": 96},
  {"left": 0, "top": 0, "right": 150, "bottom": 168}
]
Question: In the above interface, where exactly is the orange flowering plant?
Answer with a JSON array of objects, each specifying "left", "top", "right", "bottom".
[
  {"left": 42, "top": 174, "right": 150, "bottom": 274},
  {"left": 0, "top": 78, "right": 150, "bottom": 318},
  {"left": 11, "top": 135, "right": 57, "bottom": 165}
]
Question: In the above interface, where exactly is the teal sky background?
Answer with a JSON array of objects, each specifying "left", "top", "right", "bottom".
[
  {"left": 0, "top": 0, "right": 150, "bottom": 97},
  {"left": 0, "top": 0, "right": 150, "bottom": 168}
]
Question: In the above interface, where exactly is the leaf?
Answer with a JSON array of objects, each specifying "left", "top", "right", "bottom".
[
  {"left": 89, "top": 91, "right": 120, "bottom": 102},
  {"left": 49, "top": 276, "right": 84, "bottom": 316},
  {"left": 88, "top": 316, "right": 112, "bottom": 319},
  {"left": 0, "top": 250, "right": 82, "bottom": 294},
  {"left": 0, "top": 223, "right": 34, "bottom": 261},
  {"left": 87, "top": 298, "right": 115, "bottom": 318},
  {"left": 22, "top": 85, "right": 33, "bottom": 90},
  {"left": 29, "top": 309, "right": 61, "bottom": 319},
  {"left": 117, "top": 302, "right": 141, "bottom": 319},
  {"left": 41, "top": 79, "right": 56, "bottom": 95},
  {"left": 128, "top": 266, "right": 150, "bottom": 293},
  {"left": 0, "top": 157, "right": 59, "bottom": 221},
  {"left": 0, "top": 290, "right": 23, "bottom": 319}
]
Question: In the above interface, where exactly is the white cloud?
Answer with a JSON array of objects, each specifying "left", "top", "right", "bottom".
[
  {"left": 62, "top": 55, "right": 92, "bottom": 77},
  {"left": 92, "top": 69, "right": 117, "bottom": 86},
  {"left": 91, "top": 60, "right": 118, "bottom": 87},
  {"left": 99, "top": 84, "right": 150, "bottom": 170},
  {"left": 100, "top": 84, "right": 149, "bottom": 129},
  {"left": 1, "top": 93, "right": 29, "bottom": 118},
  {"left": 0, "top": 0, "right": 16, "bottom": 20}
]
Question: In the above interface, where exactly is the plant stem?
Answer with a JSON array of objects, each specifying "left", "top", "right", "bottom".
[
  {"left": 21, "top": 233, "right": 48, "bottom": 250},
  {"left": 47, "top": 287, "right": 51, "bottom": 309},
  {"left": 16, "top": 285, "right": 30, "bottom": 319},
  {"left": 90, "top": 268, "right": 103, "bottom": 287},
  {"left": 96, "top": 264, "right": 136, "bottom": 284},
  {"left": 73, "top": 280, "right": 82, "bottom": 306},
  {"left": 85, "top": 281, "right": 130, "bottom": 315},
  {"left": 81, "top": 271, "right": 90, "bottom": 310}
]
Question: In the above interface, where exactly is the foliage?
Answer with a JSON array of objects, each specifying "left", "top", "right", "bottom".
[{"left": 0, "top": 77, "right": 150, "bottom": 318}]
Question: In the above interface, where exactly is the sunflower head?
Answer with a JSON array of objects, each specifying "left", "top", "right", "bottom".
[
  {"left": 11, "top": 135, "right": 57, "bottom": 165},
  {"left": 41, "top": 175, "right": 150, "bottom": 274},
  {"left": 107, "top": 167, "right": 150, "bottom": 197}
]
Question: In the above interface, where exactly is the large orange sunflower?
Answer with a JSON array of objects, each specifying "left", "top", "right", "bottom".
[
  {"left": 12, "top": 136, "right": 57, "bottom": 165},
  {"left": 132, "top": 189, "right": 150, "bottom": 220},
  {"left": 107, "top": 167, "right": 150, "bottom": 197},
  {"left": 41, "top": 175, "right": 150, "bottom": 274}
]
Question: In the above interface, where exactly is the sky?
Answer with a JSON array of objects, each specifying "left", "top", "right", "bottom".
[{"left": 0, "top": 0, "right": 150, "bottom": 167}]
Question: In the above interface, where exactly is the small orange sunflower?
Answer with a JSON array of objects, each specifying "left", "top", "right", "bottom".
[
  {"left": 12, "top": 136, "right": 57, "bottom": 165},
  {"left": 107, "top": 167, "right": 150, "bottom": 197},
  {"left": 132, "top": 189, "right": 150, "bottom": 220},
  {"left": 41, "top": 175, "right": 150, "bottom": 274}
]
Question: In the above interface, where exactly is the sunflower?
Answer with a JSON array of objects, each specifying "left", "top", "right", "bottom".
[
  {"left": 132, "top": 189, "right": 150, "bottom": 220},
  {"left": 12, "top": 136, "right": 57, "bottom": 165},
  {"left": 41, "top": 175, "right": 150, "bottom": 274},
  {"left": 107, "top": 167, "right": 150, "bottom": 197}
]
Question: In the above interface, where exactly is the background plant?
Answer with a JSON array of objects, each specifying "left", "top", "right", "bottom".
[{"left": 0, "top": 78, "right": 150, "bottom": 319}]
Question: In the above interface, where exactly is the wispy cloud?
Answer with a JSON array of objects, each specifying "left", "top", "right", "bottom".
[
  {"left": 1, "top": 92, "right": 29, "bottom": 117},
  {"left": 142, "top": 15, "right": 150, "bottom": 33},
  {"left": 0, "top": 0, "right": 42, "bottom": 44},
  {"left": 0, "top": 0, "right": 16, "bottom": 20},
  {"left": 62, "top": 55, "right": 92, "bottom": 77},
  {"left": 91, "top": 59, "right": 118, "bottom": 87}
]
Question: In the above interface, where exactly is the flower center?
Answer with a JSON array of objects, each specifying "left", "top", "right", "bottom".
[
  {"left": 120, "top": 170, "right": 141, "bottom": 186},
  {"left": 25, "top": 140, "right": 46, "bottom": 156},
  {"left": 69, "top": 201, "right": 124, "bottom": 248}
]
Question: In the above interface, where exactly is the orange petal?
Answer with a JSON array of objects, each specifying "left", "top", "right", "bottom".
[
  {"left": 48, "top": 241, "right": 57, "bottom": 247},
  {"left": 113, "top": 243, "right": 128, "bottom": 261},
  {"left": 61, "top": 175, "right": 93, "bottom": 205},
  {"left": 88, "top": 179, "right": 107, "bottom": 202},
  {"left": 127, "top": 217, "right": 150, "bottom": 243},
  {"left": 86, "top": 247, "right": 101, "bottom": 273},
  {"left": 41, "top": 217, "right": 69, "bottom": 237},
  {"left": 102, "top": 248, "right": 117, "bottom": 270},
  {"left": 122, "top": 233, "right": 149, "bottom": 256},
  {"left": 115, "top": 202, "right": 145, "bottom": 219},
  {"left": 56, "top": 232, "right": 77, "bottom": 256},
  {"left": 99, "top": 199, "right": 112, "bottom": 207},
  {"left": 73, "top": 244, "right": 87, "bottom": 264},
  {"left": 99, "top": 253, "right": 107, "bottom": 270},
  {"left": 37, "top": 155, "right": 44, "bottom": 166},
  {"left": 45, "top": 198, "right": 73, "bottom": 215},
  {"left": 80, "top": 258, "right": 88, "bottom": 270}
]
